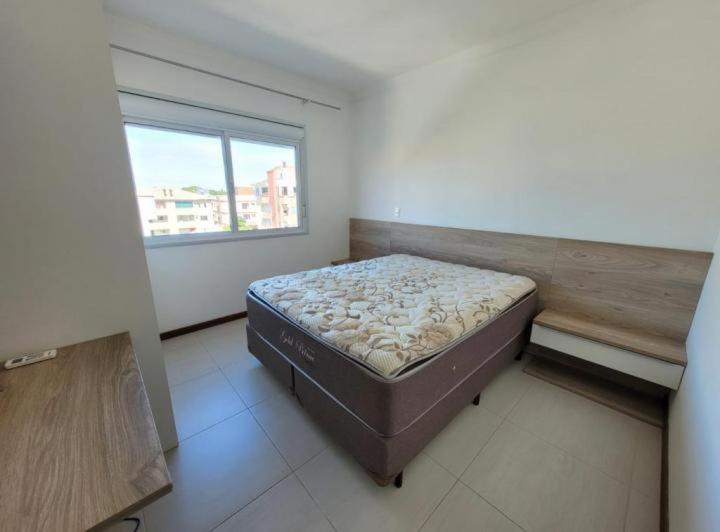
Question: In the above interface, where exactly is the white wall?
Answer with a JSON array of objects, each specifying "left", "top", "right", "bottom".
[
  {"left": 0, "top": 1, "right": 177, "bottom": 449},
  {"left": 669, "top": 229, "right": 720, "bottom": 532},
  {"left": 106, "top": 14, "right": 353, "bottom": 332},
  {"left": 351, "top": 0, "right": 720, "bottom": 251}
]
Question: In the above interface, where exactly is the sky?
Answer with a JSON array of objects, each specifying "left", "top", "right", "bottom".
[{"left": 125, "top": 124, "right": 296, "bottom": 190}]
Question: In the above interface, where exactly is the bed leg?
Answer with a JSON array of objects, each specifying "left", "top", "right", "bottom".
[
  {"left": 394, "top": 471, "right": 403, "bottom": 488},
  {"left": 472, "top": 393, "right": 481, "bottom": 406}
]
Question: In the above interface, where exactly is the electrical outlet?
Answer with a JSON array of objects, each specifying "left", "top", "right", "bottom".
[{"left": 393, "top": 207, "right": 401, "bottom": 218}]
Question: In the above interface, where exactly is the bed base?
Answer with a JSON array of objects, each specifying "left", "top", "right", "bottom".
[{"left": 246, "top": 290, "right": 537, "bottom": 488}]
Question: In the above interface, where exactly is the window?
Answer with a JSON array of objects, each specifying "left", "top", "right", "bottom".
[
  {"left": 125, "top": 124, "right": 230, "bottom": 240},
  {"left": 229, "top": 138, "right": 298, "bottom": 231},
  {"left": 121, "top": 91, "right": 306, "bottom": 247}
]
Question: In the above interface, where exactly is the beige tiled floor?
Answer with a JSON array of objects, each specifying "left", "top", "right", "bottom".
[{"left": 112, "top": 319, "right": 661, "bottom": 532}]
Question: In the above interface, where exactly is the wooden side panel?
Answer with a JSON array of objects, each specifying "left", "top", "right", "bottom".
[
  {"left": 547, "top": 239, "right": 712, "bottom": 340},
  {"left": 349, "top": 218, "right": 391, "bottom": 259},
  {"left": 389, "top": 221, "right": 558, "bottom": 305}
]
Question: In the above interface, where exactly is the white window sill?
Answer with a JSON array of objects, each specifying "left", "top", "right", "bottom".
[{"left": 143, "top": 227, "right": 308, "bottom": 249}]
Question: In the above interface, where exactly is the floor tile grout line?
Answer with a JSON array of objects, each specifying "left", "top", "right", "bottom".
[
  {"left": 457, "top": 478, "right": 529, "bottom": 532},
  {"left": 244, "top": 390, "right": 333, "bottom": 470},
  {"left": 207, "top": 469, "right": 296, "bottom": 532},
  {"left": 423, "top": 365, "right": 534, "bottom": 482},
  {"left": 449, "top": 370, "right": 532, "bottom": 478},
  {"left": 194, "top": 326, "right": 249, "bottom": 368},
  {"left": 207, "top": 347, "right": 250, "bottom": 370},
  {"left": 622, "top": 428, "right": 645, "bottom": 531},
  {"left": 416, "top": 478, "right": 460, "bottom": 532},
  {"left": 171, "top": 369, "right": 248, "bottom": 443},
  {"left": 503, "top": 418, "right": 635, "bottom": 487},
  {"left": 503, "top": 374, "right": 538, "bottom": 421},
  {"left": 421, "top": 414, "right": 528, "bottom": 531},
  {"left": 217, "top": 368, "right": 247, "bottom": 408},
  {"left": 175, "top": 407, "right": 249, "bottom": 444},
  {"left": 421, "top": 451, "right": 459, "bottom": 478},
  {"left": 168, "top": 366, "right": 218, "bottom": 390},
  {"left": 456, "top": 414, "right": 634, "bottom": 532},
  {"left": 291, "top": 443, "right": 329, "bottom": 473},
  {"left": 246, "top": 400, "right": 295, "bottom": 472},
  {"left": 164, "top": 341, "right": 221, "bottom": 388},
  {"left": 216, "top": 360, "right": 283, "bottom": 409},
  {"left": 162, "top": 323, "right": 307, "bottom": 532},
  {"left": 509, "top": 374, "right": 663, "bottom": 492},
  {"left": 293, "top": 467, "right": 340, "bottom": 532},
  {"left": 455, "top": 414, "right": 505, "bottom": 480},
  {"left": 421, "top": 415, "right": 526, "bottom": 528},
  {"left": 202, "top": 394, "right": 299, "bottom": 530}
]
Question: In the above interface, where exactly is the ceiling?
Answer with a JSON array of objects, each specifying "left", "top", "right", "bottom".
[{"left": 104, "top": 0, "right": 593, "bottom": 93}]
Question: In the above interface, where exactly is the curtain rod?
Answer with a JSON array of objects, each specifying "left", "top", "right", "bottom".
[{"left": 109, "top": 44, "right": 342, "bottom": 112}]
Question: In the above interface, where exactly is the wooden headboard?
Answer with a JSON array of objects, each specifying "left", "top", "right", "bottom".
[{"left": 349, "top": 218, "right": 712, "bottom": 342}]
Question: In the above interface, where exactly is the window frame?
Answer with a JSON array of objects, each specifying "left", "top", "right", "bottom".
[{"left": 123, "top": 115, "right": 308, "bottom": 249}]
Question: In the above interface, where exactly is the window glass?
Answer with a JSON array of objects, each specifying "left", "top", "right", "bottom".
[
  {"left": 230, "top": 139, "right": 298, "bottom": 230},
  {"left": 125, "top": 124, "right": 231, "bottom": 236}
]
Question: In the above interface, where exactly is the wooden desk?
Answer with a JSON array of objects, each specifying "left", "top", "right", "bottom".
[{"left": 0, "top": 333, "right": 172, "bottom": 531}]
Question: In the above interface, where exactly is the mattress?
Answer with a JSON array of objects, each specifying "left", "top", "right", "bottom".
[
  {"left": 246, "top": 286, "right": 538, "bottom": 437},
  {"left": 248, "top": 254, "right": 536, "bottom": 378}
]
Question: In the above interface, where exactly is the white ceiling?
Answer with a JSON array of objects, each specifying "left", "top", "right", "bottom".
[{"left": 104, "top": 0, "right": 593, "bottom": 93}]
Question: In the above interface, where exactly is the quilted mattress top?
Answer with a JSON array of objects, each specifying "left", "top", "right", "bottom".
[{"left": 248, "top": 254, "right": 536, "bottom": 378}]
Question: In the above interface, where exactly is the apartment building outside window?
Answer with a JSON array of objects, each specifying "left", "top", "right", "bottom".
[{"left": 121, "top": 91, "right": 307, "bottom": 248}]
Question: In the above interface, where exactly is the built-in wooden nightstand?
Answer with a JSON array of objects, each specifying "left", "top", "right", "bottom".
[{"left": 530, "top": 309, "right": 686, "bottom": 390}]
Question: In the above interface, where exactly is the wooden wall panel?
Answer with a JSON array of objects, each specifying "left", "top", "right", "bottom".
[
  {"left": 389, "top": 222, "right": 558, "bottom": 305},
  {"left": 547, "top": 239, "right": 712, "bottom": 341},
  {"left": 348, "top": 218, "right": 713, "bottom": 342},
  {"left": 349, "top": 218, "right": 391, "bottom": 259}
]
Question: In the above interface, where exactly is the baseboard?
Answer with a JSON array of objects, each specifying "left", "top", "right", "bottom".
[{"left": 159, "top": 311, "right": 247, "bottom": 341}]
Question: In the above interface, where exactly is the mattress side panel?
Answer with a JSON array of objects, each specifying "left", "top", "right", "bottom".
[
  {"left": 246, "top": 292, "right": 394, "bottom": 429},
  {"left": 388, "top": 290, "right": 537, "bottom": 432},
  {"left": 246, "top": 290, "right": 537, "bottom": 435},
  {"left": 291, "top": 330, "right": 527, "bottom": 479}
]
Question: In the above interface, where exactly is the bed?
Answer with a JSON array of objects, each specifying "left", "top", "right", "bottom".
[{"left": 246, "top": 254, "right": 538, "bottom": 487}]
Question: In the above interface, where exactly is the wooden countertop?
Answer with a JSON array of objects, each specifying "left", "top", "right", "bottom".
[
  {"left": 534, "top": 309, "right": 687, "bottom": 366},
  {"left": 0, "top": 333, "right": 172, "bottom": 531}
]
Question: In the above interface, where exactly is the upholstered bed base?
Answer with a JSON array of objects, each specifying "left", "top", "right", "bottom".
[{"left": 246, "top": 289, "right": 537, "bottom": 486}]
